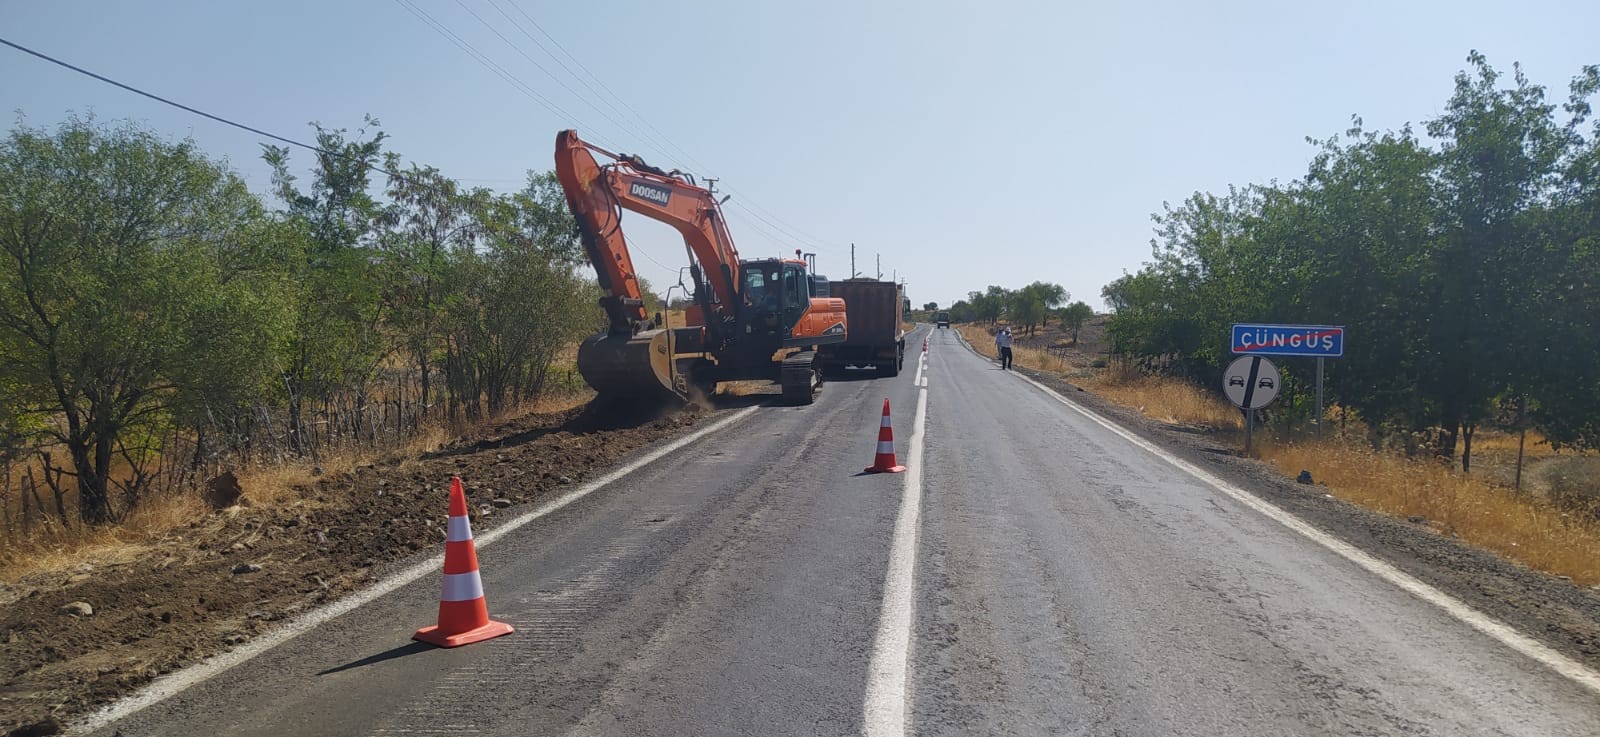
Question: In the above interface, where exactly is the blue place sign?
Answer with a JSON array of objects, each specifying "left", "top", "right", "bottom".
[{"left": 1231, "top": 323, "right": 1345, "bottom": 357}]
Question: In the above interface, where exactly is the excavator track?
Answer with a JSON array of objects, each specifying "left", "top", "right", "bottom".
[{"left": 780, "top": 351, "right": 820, "bottom": 405}]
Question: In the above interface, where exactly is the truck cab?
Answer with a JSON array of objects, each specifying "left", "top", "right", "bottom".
[{"left": 936, "top": 311, "right": 951, "bottom": 329}]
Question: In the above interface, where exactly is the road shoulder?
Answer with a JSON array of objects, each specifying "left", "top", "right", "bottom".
[{"left": 951, "top": 330, "right": 1600, "bottom": 675}]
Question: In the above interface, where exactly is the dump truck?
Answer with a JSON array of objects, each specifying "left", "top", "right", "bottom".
[{"left": 818, "top": 279, "right": 906, "bottom": 377}]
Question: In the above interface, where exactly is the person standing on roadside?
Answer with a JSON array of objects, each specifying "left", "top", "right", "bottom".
[{"left": 995, "top": 327, "right": 1014, "bottom": 370}]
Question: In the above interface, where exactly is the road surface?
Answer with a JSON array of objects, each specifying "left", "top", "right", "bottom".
[{"left": 86, "top": 325, "right": 1599, "bottom": 736}]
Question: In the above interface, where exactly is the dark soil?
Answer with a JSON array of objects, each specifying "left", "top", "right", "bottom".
[{"left": 0, "top": 402, "right": 707, "bottom": 734}]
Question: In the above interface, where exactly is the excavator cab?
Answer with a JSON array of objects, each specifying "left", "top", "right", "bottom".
[{"left": 738, "top": 259, "right": 809, "bottom": 338}]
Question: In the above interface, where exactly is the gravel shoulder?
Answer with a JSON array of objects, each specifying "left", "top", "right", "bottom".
[
  {"left": 947, "top": 324, "right": 1600, "bottom": 674},
  {"left": 953, "top": 328, "right": 1600, "bottom": 676}
]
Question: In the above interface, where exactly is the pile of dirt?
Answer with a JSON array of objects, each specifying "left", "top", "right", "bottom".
[{"left": 0, "top": 402, "right": 705, "bottom": 733}]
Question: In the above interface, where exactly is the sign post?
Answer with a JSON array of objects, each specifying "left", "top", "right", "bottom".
[
  {"left": 1223, "top": 355, "right": 1281, "bottom": 454},
  {"left": 1231, "top": 324, "right": 1344, "bottom": 440}
]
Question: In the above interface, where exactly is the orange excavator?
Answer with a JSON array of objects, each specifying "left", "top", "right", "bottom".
[{"left": 554, "top": 130, "right": 848, "bottom": 405}]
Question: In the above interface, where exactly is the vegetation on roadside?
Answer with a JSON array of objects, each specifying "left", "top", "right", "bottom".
[
  {"left": 0, "top": 114, "right": 599, "bottom": 543},
  {"left": 960, "top": 320, "right": 1600, "bottom": 586},
  {"left": 939, "top": 282, "right": 1091, "bottom": 339},
  {"left": 1101, "top": 52, "right": 1600, "bottom": 473}
]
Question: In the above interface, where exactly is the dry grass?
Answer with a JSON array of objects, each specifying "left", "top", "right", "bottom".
[
  {"left": 1259, "top": 440, "right": 1600, "bottom": 586},
  {"left": 957, "top": 320, "right": 1600, "bottom": 584},
  {"left": 1080, "top": 374, "right": 1244, "bottom": 431},
  {"left": 0, "top": 389, "right": 597, "bottom": 584},
  {"left": 0, "top": 492, "right": 209, "bottom": 584},
  {"left": 956, "top": 323, "right": 1238, "bottom": 430}
]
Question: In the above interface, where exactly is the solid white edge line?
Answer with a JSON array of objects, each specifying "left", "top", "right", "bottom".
[
  {"left": 862, "top": 372, "right": 929, "bottom": 736},
  {"left": 999, "top": 363, "right": 1600, "bottom": 697},
  {"left": 76, "top": 406, "right": 762, "bottom": 733}
]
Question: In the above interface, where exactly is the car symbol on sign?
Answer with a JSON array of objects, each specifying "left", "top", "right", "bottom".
[
  {"left": 1228, "top": 376, "right": 1245, "bottom": 387},
  {"left": 1258, "top": 377, "right": 1275, "bottom": 389}
]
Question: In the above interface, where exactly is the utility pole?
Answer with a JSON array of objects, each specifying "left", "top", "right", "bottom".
[
  {"left": 876, "top": 254, "right": 882, "bottom": 280},
  {"left": 704, "top": 178, "right": 718, "bottom": 195},
  {"left": 851, "top": 243, "right": 857, "bottom": 279}
]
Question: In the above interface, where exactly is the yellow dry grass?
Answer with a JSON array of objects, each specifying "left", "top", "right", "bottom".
[
  {"left": 0, "top": 492, "right": 208, "bottom": 583},
  {"left": 1259, "top": 440, "right": 1600, "bottom": 586},
  {"left": 957, "top": 323, "right": 1238, "bottom": 429},
  {"left": 1079, "top": 374, "right": 1244, "bottom": 431},
  {"left": 956, "top": 321, "right": 1600, "bottom": 585},
  {"left": 0, "top": 389, "right": 598, "bottom": 584}
]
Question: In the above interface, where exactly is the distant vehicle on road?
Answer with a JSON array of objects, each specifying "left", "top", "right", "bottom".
[{"left": 936, "top": 311, "right": 951, "bottom": 328}]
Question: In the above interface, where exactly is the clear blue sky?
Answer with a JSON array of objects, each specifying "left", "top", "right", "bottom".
[{"left": 4, "top": 1, "right": 1596, "bottom": 310}]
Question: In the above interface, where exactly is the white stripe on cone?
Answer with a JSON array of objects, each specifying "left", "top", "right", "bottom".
[
  {"left": 446, "top": 516, "right": 473, "bottom": 543},
  {"left": 881, "top": 415, "right": 892, "bottom": 428},
  {"left": 877, "top": 440, "right": 896, "bottom": 454},
  {"left": 440, "top": 571, "right": 485, "bottom": 602}
]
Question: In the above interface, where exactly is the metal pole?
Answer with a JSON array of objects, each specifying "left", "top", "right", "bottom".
[
  {"left": 1315, "top": 356, "right": 1325, "bottom": 441},
  {"left": 1244, "top": 408, "right": 1254, "bottom": 455}
]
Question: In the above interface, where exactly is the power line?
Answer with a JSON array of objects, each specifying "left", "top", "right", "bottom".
[
  {"left": 1, "top": 36, "right": 337, "bottom": 161},
  {"left": 449, "top": 0, "right": 669, "bottom": 160},
  {"left": 0, "top": 33, "right": 560, "bottom": 223},
  {"left": 483, "top": 0, "right": 686, "bottom": 168},
  {"left": 492, "top": 2, "right": 846, "bottom": 257},
  {"left": 393, "top": 0, "right": 581, "bottom": 126}
]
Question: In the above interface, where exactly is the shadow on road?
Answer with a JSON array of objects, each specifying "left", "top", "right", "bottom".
[{"left": 317, "top": 641, "right": 434, "bottom": 676}]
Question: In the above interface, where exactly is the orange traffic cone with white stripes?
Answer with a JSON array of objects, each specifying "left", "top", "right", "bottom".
[
  {"left": 864, "top": 399, "right": 908, "bottom": 474},
  {"left": 414, "top": 477, "right": 514, "bottom": 648}
]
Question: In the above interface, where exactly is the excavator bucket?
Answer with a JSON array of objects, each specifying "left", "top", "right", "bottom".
[{"left": 576, "top": 329, "right": 687, "bottom": 403}]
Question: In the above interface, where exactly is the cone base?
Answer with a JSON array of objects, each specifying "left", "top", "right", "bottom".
[
  {"left": 413, "top": 619, "right": 514, "bottom": 648},
  {"left": 865, "top": 464, "right": 907, "bottom": 474}
]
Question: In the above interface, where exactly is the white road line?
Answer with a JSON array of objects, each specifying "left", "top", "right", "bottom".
[
  {"left": 862, "top": 371, "right": 929, "bottom": 736},
  {"left": 1002, "top": 367, "right": 1600, "bottom": 697},
  {"left": 76, "top": 406, "right": 762, "bottom": 733}
]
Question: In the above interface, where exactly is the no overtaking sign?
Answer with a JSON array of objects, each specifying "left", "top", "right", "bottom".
[{"left": 1224, "top": 355, "right": 1280, "bottom": 410}]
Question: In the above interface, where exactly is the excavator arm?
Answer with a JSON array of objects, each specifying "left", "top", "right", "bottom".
[{"left": 554, "top": 129, "right": 742, "bottom": 336}]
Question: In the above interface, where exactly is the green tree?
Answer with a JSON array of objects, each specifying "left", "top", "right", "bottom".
[
  {"left": 1425, "top": 51, "right": 1571, "bottom": 469},
  {"left": 0, "top": 117, "right": 290, "bottom": 522},
  {"left": 263, "top": 119, "right": 389, "bottom": 453},
  {"left": 380, "top": 159, "right": 481, "bottom": 420},
  {"left": 1061, "top": 301, "right": 1094, "bottom": 344},
  {"left": 923, "top": 301, "right": 938, "bottom": 311},
  {"left": 1014, "top": 281, "right": 1067, "bottom": 335}
]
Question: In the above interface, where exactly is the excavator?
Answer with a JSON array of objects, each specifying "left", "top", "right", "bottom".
[{"left": 554, "top": 130, "right": 848, "bottom": 405}]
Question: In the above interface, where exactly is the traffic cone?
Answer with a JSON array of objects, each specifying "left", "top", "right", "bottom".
[
  {"left": 923, "top": 337, "right": 928, "bottom": 353},
  {"left": 414, "top": 477, "right": 514, "bottom": 648},
  {"left": 865, "top": 399, "right": 908, "bottom": 474}
]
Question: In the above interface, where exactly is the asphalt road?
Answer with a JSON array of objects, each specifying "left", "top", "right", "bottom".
[{"left": 87, "top": 324, "right": 1599, "bottom": 736}]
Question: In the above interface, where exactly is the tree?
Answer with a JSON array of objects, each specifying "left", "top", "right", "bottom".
[
  {"left": 0, "top": 117, "right": 291, "bottom": 523},
  {"left": 263, "top": 119, "right": 389, "bottom": 453},
  {"left": 1014, "top": 281, "right": 1067, "bottom": 335},
  {"left": 922, "top": 301, "right": 938, "bottom": 311},
  {"left": 380, "top": 159, "right": 481, "bottom": 420},
  {"left": 1424, "top": 51, "right": 1571, "bottom": 469},
  {"left": 1061, "top": 302, "right": 1094, "bottom": 344}
]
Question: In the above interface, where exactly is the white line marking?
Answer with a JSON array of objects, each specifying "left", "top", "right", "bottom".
[
  {"left": 912, "top": 352, "right": 926, "bottom": 387},
  {"left": 862, "top": 381, "right": 929, "bottom": 736},
  {"left": 1002, "top": 366, "right": 1600, "bottom": 697},
  {"left": 76, "top": 406, "right": 761, "bottom": 732}
]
